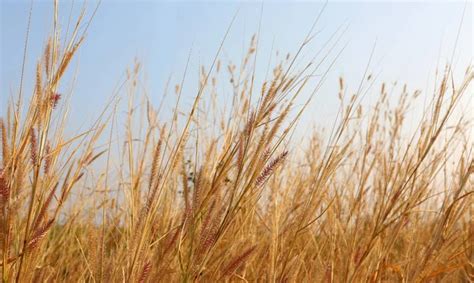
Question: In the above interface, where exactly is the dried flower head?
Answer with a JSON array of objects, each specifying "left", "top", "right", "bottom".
[
  {"left": 50, "top": 93, "right": 61, "bottom": 108},
  {"left": 30, "top": 128, "right": 38, "bottom": 166},
  {"left": 0, "top": 168, "right": 9, "bottom": 199},
  {"left": 255, "top": 151, "right": 288, "bottom": 187},
  {"left": 222, "top": 246, "right": 256, "bottom": 277},
  {"left": 138, "top": 260, "right": 152, "bottom": 283}
]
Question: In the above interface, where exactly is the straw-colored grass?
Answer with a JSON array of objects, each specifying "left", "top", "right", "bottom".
[{"left": 0, "top": 3, "right": 472, "bottom": 282}]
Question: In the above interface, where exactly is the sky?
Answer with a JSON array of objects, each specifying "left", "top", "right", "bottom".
[{"left": 0, "top": 1, "right": 472, "bottom": 138}]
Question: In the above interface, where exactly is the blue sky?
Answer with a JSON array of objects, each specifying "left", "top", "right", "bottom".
[{"left": 1, "top": 1, "right": 472, "bottom": 134}]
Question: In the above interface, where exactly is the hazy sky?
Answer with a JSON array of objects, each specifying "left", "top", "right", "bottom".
[{"left": 1, "top": 1, "right": 472, "bottom": 134}]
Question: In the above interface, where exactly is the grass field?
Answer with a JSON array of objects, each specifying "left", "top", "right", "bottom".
[{"left": 0, "top": 2, "right": 473, "bottom": 282}]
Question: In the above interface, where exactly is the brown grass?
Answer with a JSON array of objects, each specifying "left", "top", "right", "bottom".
[{"left": 0, "top": 3, "right": 473, "bottom": 282}]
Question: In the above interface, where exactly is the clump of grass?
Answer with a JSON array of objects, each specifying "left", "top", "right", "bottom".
[{"left": 1, "top": 3, "right": 473, "bottom": 282}]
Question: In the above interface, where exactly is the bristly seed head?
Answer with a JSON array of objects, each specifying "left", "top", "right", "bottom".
[
  {"left": 50, "top": 93, "right": 61, "bottom": 109},
  {"left": 30, "top": 128, "right": 38, "bottom": 166},
  {"left": 255, "top": 151, "right": 288, "bottom": 187},
  {"left": 138, "top": 260, "right": 152, "bottom": 283},
  {"left": 0, "top": 168, "right": 9, "bottom": 200},
  {"left": 222, "top": 245, "right": 256, "bottom": 277}
]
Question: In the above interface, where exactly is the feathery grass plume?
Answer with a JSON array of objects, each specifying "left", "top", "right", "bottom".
[
  {"left": 144, "top": 174, "right": 162, "bottom": 217},
  {"left": 138, "top": 260, "right": 152, "bottom": 283},
  {"left": 255, "top": 151, "right": 288, "bottom": 187},
  {"left": 0, "top": 169, "right": 7, "bottom": 200},
  {"left": 52, "top": 38, "right": 84, "bottom": 87},
  {"left": 197, "top": 219, "right": 221, "bottom": 258},
  {"left": 31, "top": 182, "right": 58, "bottom": 231},
  {"left": 197, "top": 201, "right": 219, "bottom": 254},
  {"left": 29, "top": 128, "right": 38, "bottom": 167},
  {"left": 35, "top": 61, "right": 43, "bottom": 101},
  {"left": 0, "top": 119, "right": 8, "bottom": 165},
  {"left": 192, "top": 169, "right": 202, "bottom": 214},
  {"left": 26, "top": 219, "right": 54, "bottom": 251},
  {"left": 237, "top": 138, "right": 245, "bottom": 169},
  {"left": 43, "top": 142, "right": 51, "bottom": 175},
  {"left": 221, "top": 245, "right": 256, "bottom": 277},
  {"left": 244, "top": 110, "right": 256, "bottom": 138},
  {"left": 44, "top": 38, "right": 51, "bottom": 78},
  {"left": 161, "top": 224, "right": 182, "bottom": 257},
  {"left": 149, "top": 139, "right": 162, "bottom": 190},
  {"left": 49, "top": 93, "right": 61, "bottom": 109},
  {"left": 170, "top": 132, "right": 188, "bottom": 172},
  {"left": 266, "top": 103, "right": 291, "bottom": 143}
]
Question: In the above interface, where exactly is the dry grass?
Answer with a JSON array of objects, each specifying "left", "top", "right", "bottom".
[{"left": 0, "top": 3, "right": 473, "bottom": 282}]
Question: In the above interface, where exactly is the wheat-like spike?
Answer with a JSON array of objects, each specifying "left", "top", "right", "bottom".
[
  {"left": 192, "top": 169, "right": 202, "bottom": 214},
  {"left": 243, "top": 110, "right": 256, "bottom": 138},
  {"left": 266, "top": 103, "right": 291, "bottom": 143},
  {"left": 26, "top": 219, "right": 54, "bottom": 252},
  {"left": 149, "top": 139, "right": 162, "bottom": 190},
  {"left": 261, "top": 148, "right": 271, "bottom": 164},
  {"left": 198, "top": 201, "right": 216, "bottom": 251},
  {"left": 52, "top": 38, "right": 84, "bottom": 87},
  {"left": 49, "top": 93, "right": 61, "bottom": 109},
  {"left": 35, "top": 61, "right": 43, "bottom": 103},
  {"left": 198, "top": 201, "right": 224, "bottom": 257},
  {"left": 161, "top": 224, "right": 181, "bottom": 257},
  {"left": 138, "top": 260, "right": 152, "bottom": 283},
  {"left": 0, "top": 168, "right": 9, "bottom": 202},
  {"left": 29, "top": 128, "right": 38, "bottom": 167},
  {"left": 171, "top": 132, "right": 188, "bottom": 173},
  {"left": 144, "top": 171, "right": 162, "bottom": 216},
  {"left": 44, "top": 142, "right": 51, "bottom": 175},
  {"left": 44, "top": 37, "right": 51, "bottom": 78},
  {"left": 32, "top": 182, "right": 58, "bottom": 231},
  {"left": 255, "top": 151, "right": 288, "bottom": 187},
  {"left": 0, "top": 119, "right": 8, "bottom": 166},
  {"left": 222, "top": 246, "right": 256, "bottom": 277},
  {"left": 237, "top": 138, "right": 245, "bottom": 169}
]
